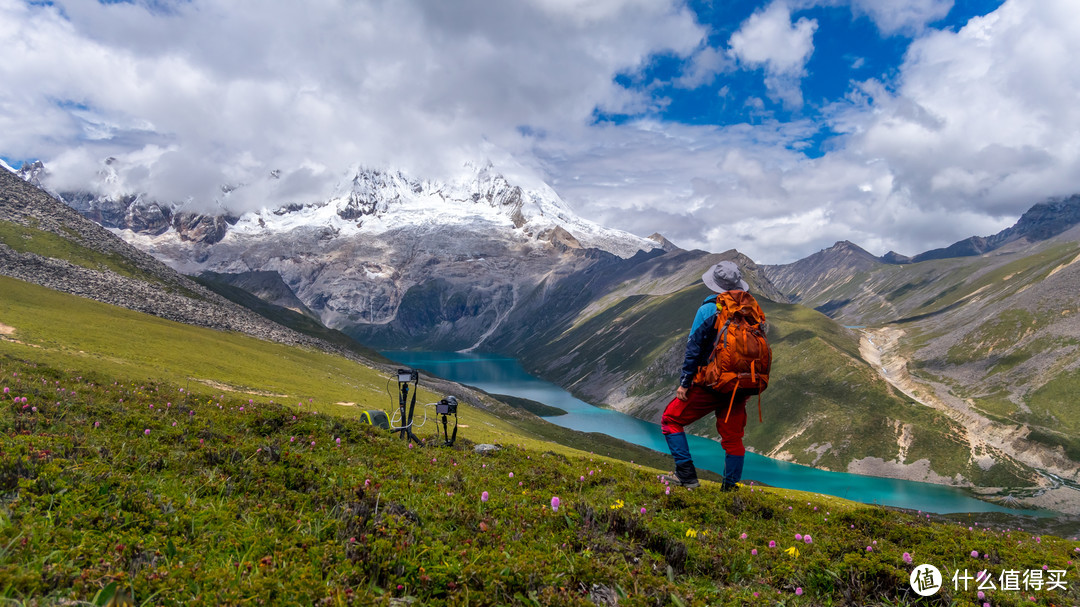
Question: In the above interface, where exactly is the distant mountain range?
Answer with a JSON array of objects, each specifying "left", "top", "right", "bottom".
[{"left": 6, "top": 159, "right": 1080, "bottom": 513}]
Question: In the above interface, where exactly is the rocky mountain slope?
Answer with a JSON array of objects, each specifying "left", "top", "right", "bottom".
[
  {"left": 41, "top": 160, "right": 660, "bottom": 352},
  {"left": 0, "top": 168, "right": 370, "bottom": 360}
]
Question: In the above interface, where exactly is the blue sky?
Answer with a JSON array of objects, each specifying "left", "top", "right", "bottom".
[
  {"left": 612, "top": 1, "right": 1005, "bottom": 134},
  {"left": 2, "top": 0, "right": 1078, "bottom": 263}
]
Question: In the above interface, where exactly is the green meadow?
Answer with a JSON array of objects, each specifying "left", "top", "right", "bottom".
[{"left": 1, "top": 276, "right": 1078, "bottom": 606}]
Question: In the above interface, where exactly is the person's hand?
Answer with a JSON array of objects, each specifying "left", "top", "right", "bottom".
[{"left": 676, "top": 385, "right": 689, "bottom": 401}]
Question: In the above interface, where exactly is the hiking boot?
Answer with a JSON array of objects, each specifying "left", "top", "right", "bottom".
[
  {"left": 720, "top": 482, "right": 739, "bottom": 492},
  {"left": 662, "top": 472, "right": 700, "bottom": 489}
]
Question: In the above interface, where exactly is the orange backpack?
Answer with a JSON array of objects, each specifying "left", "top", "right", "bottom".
[{"left": 692, "top": 290, "right": 772, "bottom": 423}]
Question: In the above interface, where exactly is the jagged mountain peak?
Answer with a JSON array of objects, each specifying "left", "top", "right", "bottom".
[
  {"left": 647, "top": 233, "right": 680, "bottom": 252},
  {"left": 910, "top": 194, "right": 1080, "bottom": 263},
  {"left": 16, "top": 160, "right": 47, "bottom": 188},
  {"left": 761, "top": 240, "right": 885, "bottom": 303}
]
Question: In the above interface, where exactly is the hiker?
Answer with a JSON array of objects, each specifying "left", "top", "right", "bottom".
[{"left": 662, "top": 260, "right": 769, "bottom": 491}]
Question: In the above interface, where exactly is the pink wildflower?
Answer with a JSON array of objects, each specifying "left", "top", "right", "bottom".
[
  {"left": 768, "top": 540, "right": 776, "bottom": 548},
  {"left": 866, "top": 546, "right": 873, "bottom": 552},
  {"left": 509, "top": 472, "right": 514, "bottom": 478},
  {"left": 144, "top": 429, "right": 150, "bottom": 435},
  {"left": 481, "top": 491, "right": 489, "bottom": 502},
  {"left": 551, "top": 496, "right": 560, "bottom": 512},
  {"left": 970, "top": 550, "right": 979, "bottom": 558},
  {"left": 640, "top": 507, "right": 646, "bottom": 514},
  {"left": 804, "top": 535, "right": 813, "bottom": 544},
  {"left": 903, "top": 552, "right": 913, "bottom": 564},
  {"left": 751, "top": 549, "right": 758, "bottom": 555},
  {"left": 740, "top": 533, "right": 748, "bottom": 540},
  {"left": 795, "top": 588, "right": 803, "bottom": 596},
  {"left": 795, "top": 534, "right": 803, "bottom": 541}
]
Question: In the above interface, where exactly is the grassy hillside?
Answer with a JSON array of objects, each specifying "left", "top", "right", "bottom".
[
  {"left": 0, "top": 276, "right": 686, "bottom": 468},
  {"left": 2, "top": 288, "right": 1078, "bottom": 605},
  {"left": 0, "top": 219, "right": 175, "bottom": 292},
  {"left": 192, "top": 272, "right": 389, "bottom": 364}
]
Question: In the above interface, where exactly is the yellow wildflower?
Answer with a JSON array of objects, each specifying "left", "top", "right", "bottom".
[
  {"left": 685, "top": 528, "right": 698, "bottom": 538},
  {"left": 610, "top": 499, "right": 624, "bottom": 510},
  {"left": 785, "top": 546, "right": 800, "bottom": 558}
]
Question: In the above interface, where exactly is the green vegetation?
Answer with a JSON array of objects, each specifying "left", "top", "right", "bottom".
[
  {"left": 946, "top": 310, "right": 1039, "bottom": 366},
  {"left": 1026, "top": 369, "right": 1080, "bottom": 435},
  {"left": 3, "top": 357, "right": 1079, "bottom": 606},
  {"left": 542, "top": 287, "right": 704, "bottom": 380},
  {"left": 1, "top": 272, "right": 1079, "bottom": 605},
  {"left": 0, "top": 276, "right": 391, "bottom": 411},
  {"left": 491, "top": 393, "right": 568, "bottom": 417},
  {"left": 0, "top": 220, "right": 162, "bottom": 286},
  {"left": 1024, "top": 429, "right": 1080, "bottom": 463},
  {"left": 968, "top": 390, "right": 1022, "bottom": 420}
]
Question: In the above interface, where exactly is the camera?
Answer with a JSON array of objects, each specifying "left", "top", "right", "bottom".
[
  {"left": 436, "top": 396, "right": 458, "bottom": 415},
  {"left": 397, "top": 368, "right": 418, "bottom": 383}
]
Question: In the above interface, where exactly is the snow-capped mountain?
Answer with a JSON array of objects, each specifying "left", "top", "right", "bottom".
[{"left": 33, "top": 159, "right": 663, "bottom": 351}]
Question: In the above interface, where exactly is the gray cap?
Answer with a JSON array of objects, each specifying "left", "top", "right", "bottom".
[{"left": 702, "top": 260, "right": 749, "bottom": 293}]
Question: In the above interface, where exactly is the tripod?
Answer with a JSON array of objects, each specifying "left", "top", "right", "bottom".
[{"left": 395, "top": 369, "right": 422, "bottom": 444}]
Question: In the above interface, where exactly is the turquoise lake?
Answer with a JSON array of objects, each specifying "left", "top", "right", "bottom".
[{"left": 383, "top": 350, "right": 1039, "bottom": 515}]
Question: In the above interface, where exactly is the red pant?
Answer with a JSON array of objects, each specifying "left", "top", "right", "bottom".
[{"left": 661, "top": 386, "right": 748, "bottom": 456}]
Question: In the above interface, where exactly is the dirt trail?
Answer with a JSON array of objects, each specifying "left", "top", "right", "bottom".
[
  {"left": 859, "top": 328, "right": 983, "bottom": 427},
  {"left": 859, "top": 327, "right": 1080, "bottom": 514}
]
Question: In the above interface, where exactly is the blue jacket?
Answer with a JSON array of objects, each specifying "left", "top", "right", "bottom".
[{"left": 680, "top": 295, "right": 720, "bottom": 388}]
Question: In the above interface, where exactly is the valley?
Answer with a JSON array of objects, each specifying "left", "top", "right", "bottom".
[
  {"left": 7, "top": 162, "right": 1080, "bottom": 515},
  {"left": 860, "top": 327, "right": 1080, "bottom": 514}
]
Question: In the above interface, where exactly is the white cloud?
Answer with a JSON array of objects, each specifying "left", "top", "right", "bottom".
[
  {"left": 540, "top": 0, "right": 1080, "bottom": 264},
  {"left": 845, "top": 0, "right": 1080, "bottom": 215},
  {"left": 848, "top": 0, "right": 954, "bottom": 35},
  {"left": 0, "top": 0, "right": 704, "bottom": 210},
  {"left": 728, "top": 1, "right": 818, "bottom": 108},
  {"left": 4, "top": 0, "right": 1080, "bottom": 267}
]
